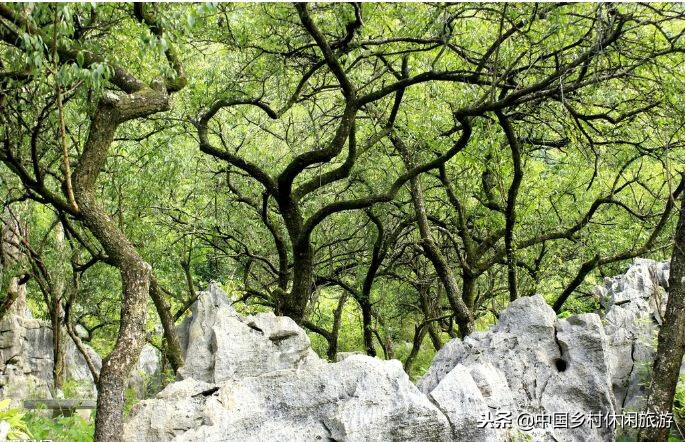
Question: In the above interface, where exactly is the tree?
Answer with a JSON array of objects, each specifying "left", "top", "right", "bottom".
[
  {"left": 640, "top": 194, "right": 684, "bottom": 442},
  {"left": 0, "top": 3, "right": 186, "bottom": 439},
  {"left": 190, "top": 2, "right": 683, "bottom": 328},
  {"left": 0, "top": 2, "right": 683, "bottom": 437}
]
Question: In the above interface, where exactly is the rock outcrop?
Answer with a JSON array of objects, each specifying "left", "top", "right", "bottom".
[
  {"left": 0, "top": 309, "right": 161, "bottom": 404},
  {"left": 418, "top": 295, "right": 616, "bottom": 441},
  {"left": 0, "top": 312, "right": 100, "bottom": 403},
  {"left": 597, "top": 258, "right": 669, "bottom": 413},
  {"left": 128, "top": 344, "right": 163, "bottom": 399},
  {"left": 124, "top": 259, "right": 672, "bottom": 441},
  {"left": 176, "top": 283, "right": 320, "bottom": 384},
  {"left": 127, "top": 357, "right": 453, "bottom": 442},
  {"left": 418, "top": 259, "right": 671, "bottom": 441},
  {"left": 129, "top": 284, "right": 452, "bottom": 442}
]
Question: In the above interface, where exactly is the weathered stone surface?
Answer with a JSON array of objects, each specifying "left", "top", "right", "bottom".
[
  {"left": 0, "top": 313, "right": 101, "bottom": 403},
  {"left": 418, "top": 258, "right": 671, "bottom": 441},
  {"left": 0, "top": 420, "right": 9, "bottom": 440},
  {"left": 123, "top": 378, "right": 214, "bottom": 441},
  {"left": 0, "top": 315, "right": 54, "bottom": 402},
  {"left": 176, "top": 283, "right": 232, "bottom": 382},
  {"left": 419, "top": 295, "right": 616, "bottom": 441},
  {"left": 128, "top": 284, "right": 451, "bottom": 441},
  {"left": 126, "top": 355, "right": 452, "bottom": 442},
  {"left": 126, "top": 259, "right": 672, "bottom": 441},
  {"left": 127, "top": 344, "right": 163, "bottom": 399},
  {"left": 427, "top": 364, "right": 498, "bottom": 442},
  {"left": 599, "top": 259, "right": 669, "bottom": 413},
  {"left": 335, "top": 351, "right": 364, "bottom": 362},
  {"left": 177, "top": 283, "right": 320, "bottom": 384},
  {"left": 0, "top": 310, "right": 158, "bottom": 404}
]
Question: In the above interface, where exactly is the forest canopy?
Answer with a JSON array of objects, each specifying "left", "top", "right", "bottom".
[{"left": 0, "top": 2, "right": 683, "bottom": 440}]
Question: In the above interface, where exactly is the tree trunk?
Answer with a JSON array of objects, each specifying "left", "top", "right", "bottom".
[
  {"left": 373, "top": 311, "right": 395, "bottom": 359},
  {"left": 462, "top": 270, "right": 477, "bottom": 311},
  {"left": 75, "top": 186, "right": 151, "bottom": 441},
  {"left": 326, "top": 292, "right": 348, "bottom": 360},
  {"left": 51, "top": 296, "right": 65, "bottom": 390},
  {"left": 408, "top": 174, "right": 474, "bottom": 337},
  {"left": 149, "top": 276, "right": 183, "bottom": 372},
  {"left": 360, "top": 210, "right": 384, "bottom": 357},
  {"left": 360, "top": 298, "right": 376, "bottom": 357},
  {"left": 418, "top": 284, "right": 442, "bottom": 351},
  {"left": 496, "top": 110, "right": 523, "bottom": 302},
  {"left": 51, "top": 222, "right": 68, "bottom": 391},
  {"left": 639, "top": 197, "right": 684, "bottom": 442},
  {"left": 92, "top": 256, "right": 150, "bottom": 442},
  {"left": 73, "top": 87, "right": 170, "bottom": 442},
  {"left": 393, "top": 133, "right": 474, "bottom": 336},
  {"left": 283, "top": 239, "right": 313, "bottom": 322},
  {"left": 403, "top": 323, "right": 428, "bottom": 374}
]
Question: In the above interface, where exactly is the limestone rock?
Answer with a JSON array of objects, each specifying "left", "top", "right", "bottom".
[
  {"left": 599, "top": 259, "right": 669, "bottom": 413},
  {"left": 125, "top": 355, "right": 452, "bottom": 442},
  {"left": 124, "top": 378, "right": 214, "bottom": 441},
  {"left": 427, "top": 364, "right": 498, "bottom": 441},
  {"left": 129, "top": 284, "right": 451, "bottom": 441},
  {"left": 0, "top": 420, "right": 10, "bottom": 441},
  {"left": 418, "top": 295, "right": 616, "bottom": 441},
  {"left": 177, "top": 283, "right": 320, "bottom": 384},
  {"left": 335, "top": 351, "right": 364, "bottom": 362},
  {"left": 127, "top": 260, "right": 672, "bottom": 441},
  {"left": 0, "top": 315, "right": 54, "bottom": 402},
  {"left": 0, "top": 310, "right": 158, "bottom": 404},
  {"left": 176, "top": 282, "right": 233, "bottom": 382},
  {"left": 127, "top": 344, "right": 162, "bottom": 398}
]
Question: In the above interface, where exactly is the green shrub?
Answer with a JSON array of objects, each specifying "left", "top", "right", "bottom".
[
  {"left": 24, "top": 409, "right": 94, "bottom": 442},
  {"left": 674, "top": 374, "right": 685, "bottom": 433},
  {"left": 124, "top": 384, "right": 139, "bottom": 417},
  {"left": 62, "top": 378, "right": 96, "bottom": 399},
  {"left": 0, "top": 399, "right": 33, "bottom": 440}
]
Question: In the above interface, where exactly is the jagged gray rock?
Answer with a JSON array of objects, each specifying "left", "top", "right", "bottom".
[
  {"left": 427, "top": 364, "right": 498, "bottom": 441},
  {"left": 128, "top": 344, "right": 163, "bottom": 399},
  {"left": 122, "top": 378, "right": 214, "bottom": 441},
  {"left": 596, "top": 259, "right": 669, "bottom": 413},
  {"left": 418, "top": 295, "right": 616, "bottom": 442},
  {"left": 126, "top": 356, "right": 452, "bottom": 442},
  {"left": 419, "top": 258, "right": 671, "bottom": 441},
  {"left": 177, "top": 282, "right": 320, "bottom": 384},
  {"left": 0, "top": 313, "right": 101, "bottom": 403},
  {"left": 0, "top": 314, "right": 55, "bottom": 402},
  {"left": 0, "top": 310, "right": 160, "bottom": 404},
  {"left": 126, "top": 259, "right": 671, "bottom": 441},
  {"left": 130, "top": 285, "right": 452, "bottom": 441}
]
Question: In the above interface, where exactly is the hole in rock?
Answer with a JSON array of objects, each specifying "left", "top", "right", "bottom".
[
  {"left": 191, "top": 386, "right": 220, "bottom": 397},
  {"left": 247, "top": 323, "right": 264, "bottom": 334},
  {"left": 554, "top": 358, "right": 568, "bottom": 372}
]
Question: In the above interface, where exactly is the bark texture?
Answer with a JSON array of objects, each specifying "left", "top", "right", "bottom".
[
  {"left": 394, "top": 134, "right": 473, "bottom": 336},
  {"left": 149, "top": 276, "right": 183, "bottom": 372},
  {"left": 73, "top": 86, "right": 172, "bottom": 442},
  {"left": 0, "top": 208, "right": 27, "bottom": 319},
  {"left": 639, "top": 197, "right": 684, "bottom": 442},
  {"left": 496, "top": 110, "right": 523, "bottom": 302},
  {"left": 406, "top": 171, "right": 473, "bottom": 336}
]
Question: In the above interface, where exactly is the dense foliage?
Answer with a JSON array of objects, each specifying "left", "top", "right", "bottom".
[{"left": 0, "top": 2, "right": 683, "bottom": 440}]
